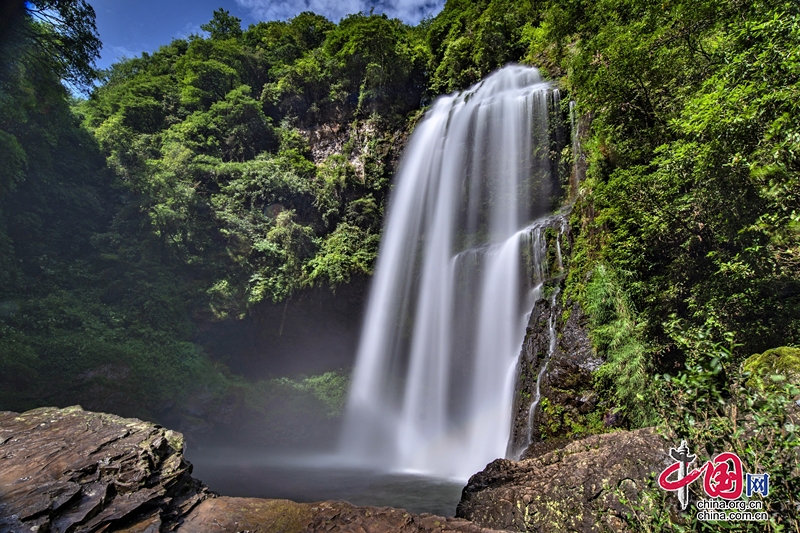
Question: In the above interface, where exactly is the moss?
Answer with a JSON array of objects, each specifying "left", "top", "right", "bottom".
[
  {"left": 164, "top": 429, "right": 184, "bottom": 452},
  {"left": 743, "top": 346, "right": 800, "bottom": 387},
  {"left": 539, "top": 393, "right": 605, "bottom": 441},
  {"left": 559, "top": 307, "right": 572, "bottom": 326}
]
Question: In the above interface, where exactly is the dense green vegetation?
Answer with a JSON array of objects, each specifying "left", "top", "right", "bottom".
[
  {"left": 635, "top": 340, "right": 799, "bottom": 530},
  {"left": 80, "top": 9, "right": 429, "bottom": 313},
  {"left": 0, "top": 4, "right": 393, "bottom": 438},
  {"left": 561, "top": 0, "right": 799, "bottom": 356},
  {"left": 533, "top": 0, "right": 799, "bottom": 527},
  {"left": 1, "top": 0, "right": 798, "bottom": 521}
]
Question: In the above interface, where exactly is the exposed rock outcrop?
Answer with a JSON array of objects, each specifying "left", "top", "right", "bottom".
[
  {"left": 532, "top": 301, "right": 606, "bottom": 444},
  {"left": 457, "top": 427, "right": 672, "bottom": 533},
  {"left": 0, "top": 406, "right": 208, "bottom": 533},
  {"left": 509, "top": 297, "right": 605, "bottom": 459},
  {"left": 0, "top": 406, "right": 507, "bottom": 533},
  {"left": 507, "top": 293, "right": 557, "bottom": 457}
]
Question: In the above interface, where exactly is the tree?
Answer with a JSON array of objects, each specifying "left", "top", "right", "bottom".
[
  {"left": 1, "top": 0, "right": 101, "bottom": 90},
  {"left": 200, "top": 9, "right": 243, "bottom": 41}
]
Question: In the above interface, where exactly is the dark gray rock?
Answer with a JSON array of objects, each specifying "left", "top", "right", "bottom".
[
  {"left": 507, "top": 294, "right": 558, "bottom": 458},
  {"left": 457, "top": 427, "right": 672, "bottom": 533},
  {"left": 510, "top": 296, "right": 605, "bottom": 459},
  {"left": 532, "top": 301, "right": 605, "bottom": 444},
  {"left": 0, "top": 406, "right": 208, "bottom": 533}
]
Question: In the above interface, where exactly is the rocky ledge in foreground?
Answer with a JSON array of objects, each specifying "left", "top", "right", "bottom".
[
  {"left": 0, "top": 406, "right": 504, "bottom": 533},
  {"left": 457, "top": 428, "right": 672, "bottom": 532}
]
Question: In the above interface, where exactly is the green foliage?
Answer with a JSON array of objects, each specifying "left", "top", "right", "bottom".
[
  {"left": 78, "top": 9, "right": 423, "bottom": 314},
  {"left": 427, "top": 0, "right": 539, "bottom": 92},
  {"left": 0, "top": 129, "right": 27, "bottom": 193},
  {"left": 200, "top": 9, "right": 243, "bottom": 41},
  {"left": 249, "top": 370, "right": 350, "bottom": 419},
  {"left": 167, "top": 85, "right": 277, "bottom": 161},
  {"left": 324, "top": 14, "right": 428, "bottom": 114},
  {"left": 584, "top": 264, "right": 655, "bottom": 427},
  {"left": 306, "top": 222, "right": 380, "bottom": 287},
  {"left": 178, "top": 58, "right": 240, "bottom": 108},
  {"left": 743, "top": 346, "right": 800, "bottom": 390},
  {"left": 545, "top": 0, "right": 800, "bottom": 365},
  {"left": 261, "top": 13, "right": 427, "bottom": 122},
  {"left": 0, "top": 285, "right": 211, "bottom": 420},
  {"left": 538, "top": 396, "right": 605, "bottom": 440},
  {"left": 19, "top": 0, "right": 101, "bottom": 90},
  {"left": 653, "top": 332, "right": 800, "bottom": 529}
]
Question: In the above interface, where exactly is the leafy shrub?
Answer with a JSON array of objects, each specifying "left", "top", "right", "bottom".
[
  {"left": 584, "top": 263, "right": 655, "bottom": 426},
  {"left": 653, "top": 332, "right": 800, "bottom": 530}
]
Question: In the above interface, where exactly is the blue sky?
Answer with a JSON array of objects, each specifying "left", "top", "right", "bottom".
[{"left": 91, "top": 0, "right": 446, "bottom": 71}]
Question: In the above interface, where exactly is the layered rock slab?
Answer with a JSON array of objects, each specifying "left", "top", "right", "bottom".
[
  {"left": 457, "top": 427, "right": 671, "bottom": 533},
  {"left": 0, "top": 406, "right": 207, "bottom": 533}
]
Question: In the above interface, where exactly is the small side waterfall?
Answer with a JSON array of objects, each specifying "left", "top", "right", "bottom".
[
  {"left": 522, "top": 285, "right": 560, "bottom": 454},
  {"left": 340, "top": 65, "right": 565, "bottom": 480},
  {"left": 506, "top": 216, "right": 567, "bottom": 460},
  {"left": 522, "top": 218, "right": 566, "bottom": 455}
]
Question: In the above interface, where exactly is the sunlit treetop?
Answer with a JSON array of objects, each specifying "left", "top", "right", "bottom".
[{"left": 200, "top": 8, "right": 243, "bottom": 41}]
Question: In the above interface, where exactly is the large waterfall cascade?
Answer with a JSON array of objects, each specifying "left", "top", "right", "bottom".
[{"left": 340, "top": 65, "right": 567, "bottom": 480}]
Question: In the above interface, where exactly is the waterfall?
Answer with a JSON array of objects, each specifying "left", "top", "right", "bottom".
[{"left": 340, "top": 65, "right": 564, "bottom": 480}]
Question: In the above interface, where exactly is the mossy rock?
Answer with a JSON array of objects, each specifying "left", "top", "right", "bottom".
[{"left": 742, "top": 346, "right": 800, "bottom": 387}]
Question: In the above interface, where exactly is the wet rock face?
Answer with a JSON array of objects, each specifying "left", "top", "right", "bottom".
[
  {"left": 533, "top": 301, "right": 605, "bottom": 443},
  {"left": 509, "top": 298, "right": 604, "bottom": 459},
  {"left": 507, "top": 295, "right": 556, "bottom": 457},
  {"left": 0, "top": 406, "right": 208, "bottom": 533},
  {"left": 457, "top": 428, "right": 672, "bottom": 533}
]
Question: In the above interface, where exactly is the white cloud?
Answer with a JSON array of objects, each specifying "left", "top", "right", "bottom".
[
  {"left": 234, "top": 0, "right": 445, "bottom": 24},
  {"left": 176, "top": 21, "right": 204, "bottom": 40},
  {"left": 110, "top": 45, "right": 144, "bottom": 60}
]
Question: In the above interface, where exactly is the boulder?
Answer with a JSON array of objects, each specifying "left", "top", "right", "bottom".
[
  {"left": 456, "top": 427, "right": 671, "bottom": 533},
  {"left": 0, "top": 406, "right": 208, "bottom": 533},
  {"left": 743, "top": 346, "right": 800, "bottom": 387}
]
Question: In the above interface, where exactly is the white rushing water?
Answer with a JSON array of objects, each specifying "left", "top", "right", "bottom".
[{"left": 340, "top": 65, "right": 562, "bottom": 480}]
